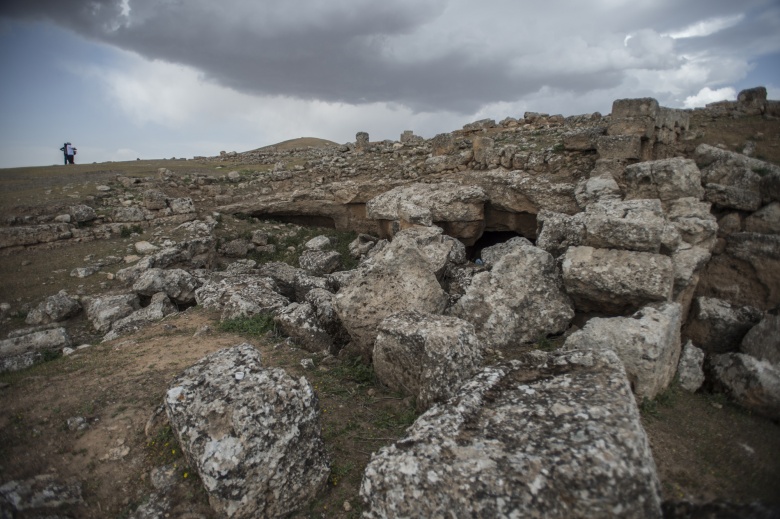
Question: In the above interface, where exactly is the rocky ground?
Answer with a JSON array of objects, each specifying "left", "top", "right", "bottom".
[{"left": 1, "top": 90, "right": 780, "bottom": 518}]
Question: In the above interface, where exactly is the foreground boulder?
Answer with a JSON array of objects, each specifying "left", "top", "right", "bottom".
[
  {"left": 165, "top": 343, "right": 330, "bottom": 518},
  {"left": 194, "top": 275, "right": 289, "bottom": 321},
  {"left": 449, "top": 240, "right": 573, "bottom": 347},
  {"left": 373, "top": 312, "right": 482, "bottom": 412},
  {"left": 361, "top": 348, "right": 662, "bottom": 517}
]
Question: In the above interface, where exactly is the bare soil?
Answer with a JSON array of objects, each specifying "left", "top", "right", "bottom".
[{"left": 1, "top": 123, "right": 780, "bottom": 517}]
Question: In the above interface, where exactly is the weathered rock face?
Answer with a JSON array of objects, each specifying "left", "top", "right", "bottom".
[
  {"left": 102, "top": 292, "right": 178, "bottom": 341},
  {"left": 366, "top": 183, "right": 487, "bottom": 245},
  {"left": 115, "top": 238, "right": 216, "bottom": 285},
  {"left": 273, "top": 303, "right": 333, "bottom": 353},
  {"left": 561, "top": 246, "right": 673, "bottom": 314},
  {"left": 450, "top": 241, "right": 573, "bottom": 347},
  {"left": 694, "top": 144, "right": 779, "bottom": 206},
  {"left": 298, "top": 249, "right": 341, "bottom": 276},
  {"left": 740, "top": 313, "right": 780, "bottom": 366},
  {"left": 709, "top": 353, "right": 780, "bottom": 421},
  {"left": 194, "top": 275, "right": 289, "bottom": 321},
  {"left": 361, "top": 348, "right": 662, "bottom": 518},
  {"left": 622, "top": 158, "right": 704, "bottom": 204},
  {"left": 25, "top": 290, "right": 81, "bottom": 326},
  {"left": 132, "top": 268, "right": 202, "bottom": 305},
  {"left": 677, "top": 340, "right": 706, "bottom": 392},
  {"left": 373, "top": 312, "right": 482, "bottom": 412},
  {"left": 304, "top": 288, "right": 349, "bottom": 347},
  {"left": 684, "top": 297, "right": 762, "bottom": 354},
  {"left": 165, "top": 344, "right": 330, "bottom": 519},
  {"left": 83, "top": 293, "right": 141, "bottom": 334},
  {"left": 334, "top": 230, "right": 449, "bottom": 359},
  {"left": 0, "top": 223, "right": 72, "bottom": 248},
  {"left": 564, "top": 303, "right": 682, "bottom": 402},
  {"left": 0, "top": 327, "right": 72, "bottom": 373}
]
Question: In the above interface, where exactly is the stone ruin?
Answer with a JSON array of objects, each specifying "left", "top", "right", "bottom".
[{"left": 1, "top": 87, "right": 780, "bottom": 517}]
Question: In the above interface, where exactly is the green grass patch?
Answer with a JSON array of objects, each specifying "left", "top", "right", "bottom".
[
  {"left": 217, "top": 313, "right": 278, "bottom": 338},
  {"left": 330, "top": 356, "right": 376, "bottom": 386}
]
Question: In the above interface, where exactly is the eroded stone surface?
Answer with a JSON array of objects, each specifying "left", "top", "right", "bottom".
[
  {"left": 710, "top": 352, "right": 780, "bottom": 421},
  {"left": 373, "top": 312, "right": 482, "bottom": 412},
  {"left": 165, "top": 343, "right": 330, "bottom": 518},
  {"left": 361, "top": 348, "right": 662, "bottom": 518}
]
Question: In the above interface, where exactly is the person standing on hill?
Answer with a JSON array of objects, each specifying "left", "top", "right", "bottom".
[
  {"left": 60, "top": 142, "right": 77, "bottom": 164},
  {"left": 59, "top": 142, "right": 69, "bottom": 165}
]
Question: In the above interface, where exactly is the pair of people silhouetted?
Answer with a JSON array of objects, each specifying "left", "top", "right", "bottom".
[{"left": 59, "top": 142, "right": 77, "bottom": 164}]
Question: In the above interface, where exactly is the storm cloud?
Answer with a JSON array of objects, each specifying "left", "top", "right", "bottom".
[{"left": 4, "top": 0, "right": 779, "bottom": 114}]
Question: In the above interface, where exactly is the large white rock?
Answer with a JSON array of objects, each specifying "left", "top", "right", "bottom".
[
  {"left": 273, "top": 302, "right": 333, "bottom": 353},
  {"left": 449, "top": 240, "right": 573, "bottom": 347},
  {"left": 373, "top": 312, "right": 482, "bottom": 412},
  {"left": 165, "top": 344, "right": 330, "bottom": 518},
  {"left": 83, "top": 293, "right": 141, "bottom": 334},
  {"left": 334, "top": 230, "right": 449, "bottom": 359},
  {"left": 561, "top": 246, "right": 673, "bottom": 314},
  {"left": 132, "top": 268, "right": 202, "bottom": 304},
  {"left": 361, "top": 348, "right": 662, "bottom": 518},
  {"left": 622, "top": 158, "right": 704, "bottom": 204},
  {"left": 564, "top": 302, "right": 682, "bottom": 402},
  {"left": 102, "top": 292, "right": 178, "bottom": 341},
  {"left": 582, "top": 199, "right": 667, "bottom": 253},
  {"left": 195, "top": 276, "right": 289, "bottom": 321}
]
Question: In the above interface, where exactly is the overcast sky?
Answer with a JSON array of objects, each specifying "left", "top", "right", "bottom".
[{"left": 1, "top": 0, "right": 778, "bottom": 169}]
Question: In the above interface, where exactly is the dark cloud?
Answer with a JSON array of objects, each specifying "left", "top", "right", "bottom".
[{"left": 2, "top": 0, "right": 777, "bottom": 114}]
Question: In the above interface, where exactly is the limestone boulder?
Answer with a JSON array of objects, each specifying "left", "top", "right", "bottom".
[
  {"left": 0, "top": 223, "right": 72, "bottom": 248},
  {"left": 305, "top": 288, "right": 350, "bottom": 348},
  {"left": 366, "top": 183, "right": 487, "bottom": 244},
  {"left": 564, "top": 303, "right": 682, "bottom": 402},
  {"left": 334, "top": 230, "right": 449, "bottom": 359},
  {"left": 449, "top": 241, "right": 573, "bottom": 347},
  {"left": 684, "top": 297, "right": 762, "bottom": 354},
  {"left": 582, "top": 199, "right": 666, "bottom": 253},
  {"left": 348, "top": 234, "right": 378, "bottom": 259},
  {"left": 361, "top": 348, "right": 662, "bottom": 518},
  {"left": 661, "top": 198, "right": 718, "bottom": 249},
  {"left": 273, "top": 303, "right": 333, "bottom": 353},
  {"left": 0, "top": 327, "right": 71, "bottom": 373},
  {"left": 304, "top": 235, "right": 331, "bottom": 250},
  {"left": 373, "top": 312, "right": 482, "bottom": 412},
  {"left": 219, "top": 239, "right": 250, "bottom": 258},
  {"left": 69, "top": 204, "right": 97, "bottom": 223},
  {"left": 479, "top": 236, "right": 533, "bottom": 267},
  {"left": 132, "top": 268, "right": 202, "bottom": 305},
  {"left": 25, "top": 290, "right": 81, "bottom": 326},
  {"left": 84, "top": 293, "right": 141, "bottom": 334},
  {"left": 745, "top": 202, "right": 780, "bottom": 234},
  {"left": 143, "top": 190, "right": 168, "bottom": 210},
  {"left": 168, "top": 197, "right": 195, "bottom": 215},
  {"left": 114, "top": 206, "right": 146, "bottom": 222},
  {"left": 195, "top": 276, "right": 289, "bottom": 321},
  {"left": 102, "top": 292, "right": 178, "bottom": 341},
  {"left": 724, "top": 233, "right": 780, "bottom": 307},
  {"left": 622, "top": 158, "right": 704, "bottom": 204},
  {"left": 740, "top": 314, "right": 780, "bottom": 366},
  {"left": 561, "top": 246, "right": 673, "bottom": 314},
  {"left": 299, "top": 250, "right": 341, "bottom": 276},
  {"left": 677, "top": 340, "right": 706, "bottom": 393},
  {"left": 0, "top": 474, "right": 83, "bottom": 515},
  {"left": 115, "top": 238, "right": 216, "bottom": 284},
  {"left": 536, "top": 211, "right": 585, "bottom": 257},
  {"left": 165, "top": 344, "right": 330, "bottom": 518},
  {"left": 709, "top": 353, "right": 780, "bottom": 421},
  {"left": 704, "top": 183, "right": 762, "bottom": 212}
]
